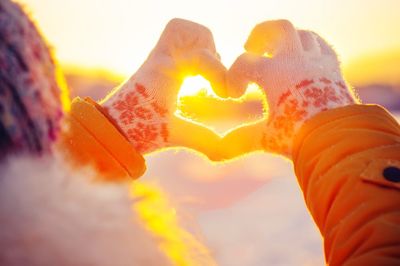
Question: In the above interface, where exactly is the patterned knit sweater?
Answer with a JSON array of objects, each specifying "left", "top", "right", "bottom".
[{"left": 0, "top": 0, "right": 63, "bottom": 159}]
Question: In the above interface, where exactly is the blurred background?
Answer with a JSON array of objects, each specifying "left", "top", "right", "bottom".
[{"left": 16, "top": 0, "right": 400, "bottom": 265}]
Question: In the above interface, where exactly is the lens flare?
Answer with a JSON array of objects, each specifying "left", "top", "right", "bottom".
[
  {"left": 131, "top": 182, "right": 216, "bottom": 266},
  {"left": 55, "top": 63, "right": 71, "bottom": 112}
]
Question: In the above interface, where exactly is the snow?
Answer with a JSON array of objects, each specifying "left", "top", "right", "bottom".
[{"left": 143, "top": 151, "right": 325, "bottom": 265}]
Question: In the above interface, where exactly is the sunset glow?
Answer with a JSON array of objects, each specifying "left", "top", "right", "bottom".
[
  {"left": 4, "top": 1, "right": 399, "bottom": 265},
  {"left": 17, "top": 0, "right": 400, "bottom": 84},
  {"left": 177, "top": 77, "right": 267, "bottom": 135},
  {"left": 179, "top": 75, "right": 213, "bottom": 97}
]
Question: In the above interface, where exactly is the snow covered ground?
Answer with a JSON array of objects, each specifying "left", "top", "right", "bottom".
[{"left": 143, "top": 150, "right": 324, "bottom": 265}]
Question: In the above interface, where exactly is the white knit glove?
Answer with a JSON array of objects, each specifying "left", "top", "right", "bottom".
[
  {"left": 223, "top": 20, "right": 357, "bottom": 158},
  {"left": 101, "top": 19, "right": 226, "bottom": 156}
]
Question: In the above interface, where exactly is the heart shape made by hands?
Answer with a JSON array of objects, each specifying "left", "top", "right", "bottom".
[{"left": 176, "top": 75, "right": 268, "bottom": 137}]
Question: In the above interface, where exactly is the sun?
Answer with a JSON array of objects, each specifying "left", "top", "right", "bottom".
[{"left": 178, "top": 75, "right": 215, "bottom": 97}]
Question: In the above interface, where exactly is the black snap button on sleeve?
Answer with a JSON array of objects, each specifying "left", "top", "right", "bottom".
[{"left": 383, "top": 167, "right": 400, "bottom": 183}]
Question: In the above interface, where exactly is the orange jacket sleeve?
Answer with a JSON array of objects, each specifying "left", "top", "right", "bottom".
[
  {"left": 58, "top": 97, "right": 146, "bottom": 181},
  {"left": 293, "top": 104, "right": 400, "bottom": 265}
]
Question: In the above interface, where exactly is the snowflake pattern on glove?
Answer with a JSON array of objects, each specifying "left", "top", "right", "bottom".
[
  {"left": 104, "top": 83, "right": 169, "bottom": 153},
  {"left": 262, "top": 77, "right": 355, "bottom": 155}
]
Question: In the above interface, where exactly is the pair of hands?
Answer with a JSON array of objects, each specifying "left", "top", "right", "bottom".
[{"left": 101, "top": 18, "right": 356, "bottom": 161}]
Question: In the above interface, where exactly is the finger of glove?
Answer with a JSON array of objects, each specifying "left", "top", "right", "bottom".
[
  {"left": 220, "top": 121, "right": 266, "bottom": 160},
  {"left": 156, "top": 18, "right": 217, "bottom": 57},
  {"left": 178, "top": 49, "right": 227, "bottom": 98},
  {"left": 297, "top": 30, "right": 320, "bottom": 54},
  {"left": 227, "top": 53, "right": 269, "bottom": 98},
  {"left": 311, "top": 31, "right": 337, "bottom": 57},
  {"left": 244, "top": 20, "right": 303, "bottom": 57},
  {"left": 168, "top": 115, "right": 223, "bottom": 161}
]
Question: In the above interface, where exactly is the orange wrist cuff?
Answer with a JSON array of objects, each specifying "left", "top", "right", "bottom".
[{"left": 59, "top": 97, "right": 146, "bottom": 181}]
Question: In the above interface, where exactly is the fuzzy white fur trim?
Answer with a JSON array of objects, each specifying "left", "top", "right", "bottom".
[{"left": 0, "top": 154, "right": 170, "bottom": 266}]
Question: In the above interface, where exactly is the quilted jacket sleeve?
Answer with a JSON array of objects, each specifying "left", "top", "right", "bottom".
[{"left": 293, "top": 104, "right": 400, "bottom": 265}]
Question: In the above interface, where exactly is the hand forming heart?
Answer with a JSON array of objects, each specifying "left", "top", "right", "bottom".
[
  {"left": 101, "top": 18, "right": 226, "bottom": 159},
  {"left": 222, "top": 20, "right": 357, "bottom": 159},
  {"left": 101, "top": 18, "right": 357, "bottom": 161}
]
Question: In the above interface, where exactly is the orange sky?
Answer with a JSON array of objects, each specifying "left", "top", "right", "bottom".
[{"left": 17, "top": 0, "right": 400, "bottom": 82}]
